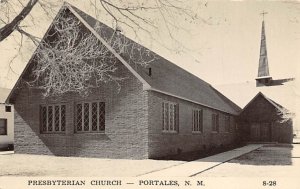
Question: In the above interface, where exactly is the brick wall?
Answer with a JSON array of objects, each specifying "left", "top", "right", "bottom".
[
  {"left": 13, "top": 60, "right": 149, "bottom": 159},
  {"left": 147, "top": 91, "right": 237, "bottom": 158}
]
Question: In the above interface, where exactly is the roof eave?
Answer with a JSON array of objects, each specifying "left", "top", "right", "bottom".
[
  {"left": 145, "top": 87, "right": 239, "bottom": 115},
  {"left": 5, "top": 5, "right": 70, "bottom": 104},
  {"left": 66, "top": 3, "right": 152, "bottom": 90}
]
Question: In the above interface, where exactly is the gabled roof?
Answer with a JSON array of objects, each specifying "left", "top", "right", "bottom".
[
  {"left": 215, "top": 80, "right": 296, "bottom": 112},
  {"left": 240, "top": 92, "right": 288, "bottom": 115},
  {"left": 6, "top": 3, "right": 241, "bottom": 115}
]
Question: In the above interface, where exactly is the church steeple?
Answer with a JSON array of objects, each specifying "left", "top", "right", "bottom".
[{"left": 256, "top": 11, "right": 272, "bottom": 86}]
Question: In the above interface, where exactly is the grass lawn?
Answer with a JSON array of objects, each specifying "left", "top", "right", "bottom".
[{"left": 197, "top": 144, "right": 300, "bottom": 177}]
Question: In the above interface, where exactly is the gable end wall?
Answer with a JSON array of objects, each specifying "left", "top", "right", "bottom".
[
  {"left": 13, "top": 61, "right": 149, "bottom": 159},
  {"left": 238, "top": 95, "right": 293, "bottom": 143}
]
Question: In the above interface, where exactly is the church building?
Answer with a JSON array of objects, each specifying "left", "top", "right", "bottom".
[
  {"left": 5, "top": 5, "right": 294, "bottom": 160},
  {"left": 219, "top": 13, "right": 294, "bottom": 144},
  {"left": 6, "top": 3, "right": 241, "bottom": 159}
]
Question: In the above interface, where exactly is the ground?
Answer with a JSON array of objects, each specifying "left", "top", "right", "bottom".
[
  {"left": 197, "top": 144, "right": 300, "bottom": 177},
  {"left": 0, "top": 144, "right": 299, "bottom": 177},
  {"left": 0, "top": 154, "right": 184, "bottom": 177}
]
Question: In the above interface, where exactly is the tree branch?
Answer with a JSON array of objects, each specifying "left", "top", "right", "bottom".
[{"left": 0, "top": 0, "right": 39, "bottom": 42}]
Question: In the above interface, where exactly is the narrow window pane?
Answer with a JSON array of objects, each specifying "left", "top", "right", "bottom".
[
  {"left": 164, "top": 103, "right": 169, "bottom": 130},
  {"left": 216, "top": 114, "right": 219, "bottom": 132},
  {"left": 174, "top": 104, "right": 178, "bottom": 131},
  {"left": 196, "top": 111, "right": 199, "bottom": 131},
  {"left": 162, "top": 103, "right": 165, "bottom": 130},
  {"left": 48, "top": 106, "right": 53, "bottom": 131},
  {"left": 192, "top": 111, "right": 195, "bottom": 131},
  {"left": 197, "top": 111, "right": 199, "bottom": 131},
  {"left": 41, "top": 106, "right": 47, "bottom": 132},
  {"left": 61, "top": 105, "right": 66, "bottom": 131},
  {"left": 169, "top": 104, "right": 174, "bottom": 131},
  {"left": 83, "top": 103, "right": 89, "bottom": 131},
  {"left": 99, "top": 102, "right": 105, "bottom": 131},
  {"left": 76, "top": 104, "right": 82, "bottom": 131},
  {"left": 91, "top": 102, "right": 98, "bottom": 131},
  {"left": 54, "top": 106, "right": 60, "bottom": 131},
  {"left": 195, "top": 110, "right": 198, "bottom": 131},
  {"left": 212, "top": 114, "right": 216, "bottom": 131}
]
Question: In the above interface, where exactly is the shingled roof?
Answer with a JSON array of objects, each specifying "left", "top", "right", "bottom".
[
  {"left": 239, "top": 92, "right": 291, "bottom": 116},
  {"left": 7, "top": 3, "right": 241, "bottom": 115}
]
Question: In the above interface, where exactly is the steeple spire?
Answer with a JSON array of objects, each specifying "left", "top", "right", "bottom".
[
  {"left": 258, "top": 20, "right": 270, "bottom": 77},
  {"left": 256, "top": 11, "right": 272, "bottom": 86}
]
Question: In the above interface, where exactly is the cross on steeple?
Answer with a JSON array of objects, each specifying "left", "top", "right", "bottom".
[{"left": 260, "top": 11, "right": 268, "bottom": 21}]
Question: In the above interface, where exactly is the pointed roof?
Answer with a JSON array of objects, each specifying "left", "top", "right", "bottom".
[
  {"left": 215, "top": 80, "right": 296, "bottom": 108},
  {"left": 6, "top": 3, "right": 241, "bottom": 115},
  {"left": 241, "top": 92, "right": 288, "bottom": 115},
  {"left": 257, "top": 21, "right": 271, "bottom": 78}
]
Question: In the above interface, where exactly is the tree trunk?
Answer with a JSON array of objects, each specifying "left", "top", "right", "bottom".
[{"left": 0, "top": 0, "right": 39, "bottom": 42}]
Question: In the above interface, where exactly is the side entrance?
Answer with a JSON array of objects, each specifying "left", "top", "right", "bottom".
[{"left": 250, "top": 123, "right": 271, "bottom": 142}]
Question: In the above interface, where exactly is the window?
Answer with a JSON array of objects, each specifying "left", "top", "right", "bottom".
[
  {"left": 212, "top": 113, "right": 219, "bottom": 132},
  {"left": 5, "top": 106, "right": 11, "bottom": 112},
  {"left": 192, "top": 109, "right": 203, "bottom": 133},
  {"left": 225, "top": 115, "right": 230, "bottom": 132},
  {"left": 40, "top": 104, "right": 66, "bottom": 133},
  {"left": 0, "top": 119, "right": 7, "bottom": 135},
  {"left": 162, "top": 101, "right": 178, "bottom": 132},
  {"left": 75, "top": 102, "right": 105, "bottom": 132}
]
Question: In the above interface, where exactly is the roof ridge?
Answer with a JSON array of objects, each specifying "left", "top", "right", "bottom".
[
  {"left": 7, "top": 2, "right": 241, "bottom": 115},
  {"left": 69, "top": 4, "right": 212, "bottom": 88}
]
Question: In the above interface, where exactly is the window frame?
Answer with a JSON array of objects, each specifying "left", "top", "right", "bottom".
[
  {"left": 224, "top": 115, "right": 231, "bottom": 133},
  {"left": 162, "top": 101, "right": 179, "bottom": 133},
  {"left": 211, "top": 113, "right": 219, "bottom": 133},
  {"left": 74, "top": 101, "right": 105, "bottom": 133},
  {"left": 5, "top": 105, "right": 11, "bottom": 112},
  {"left": 40, "top": 104, "right": 66, "bottom": 134},
  {"left": 0, "top": 119, "right": 7, "bottom": 135},
  {"left": 192, "top": 109, "right": 203, "bottom": 133}
]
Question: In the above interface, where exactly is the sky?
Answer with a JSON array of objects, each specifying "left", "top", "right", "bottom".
[
  {"left": 0, "top": 0, "right": 299, "bottom": 129},
  {"left": 0, "top": 1, "right": 299, "bottom": 88},
  {"left": 0, "top": 1, "right": 299, "bottom": 110}
]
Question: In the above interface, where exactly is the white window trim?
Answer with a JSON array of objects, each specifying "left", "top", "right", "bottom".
[
  {"left": 40, "top": 104, "right": 66, "bottom": 134},
  {"left": 192, "top": 109, "right": 203, "bottom": 133},
  {"left": 162, "top": 101, "right": 178, "bottom": 133},
  {"left": 75, "top": 101, "right": 105, "bottom": 133},
  {"left": 224, "top": 115, "right": 231, "bottom": 133},
  {"left": 212, "top": 113, "right": 219, "bottom": 133}
]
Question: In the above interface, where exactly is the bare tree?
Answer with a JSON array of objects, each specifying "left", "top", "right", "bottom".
[
  {"left": 28, "top": 8, "right": 155, "bottom": 97},
  {"left": 0, "top": 0, "right": 62, "bottom": 42},
  {"left": 0, "top": 0, "right": 38, "bottom": 42},
  {"left": 1, "top": 0, "right": 200, "bottom": 43},
  {"left": 1, "top": 0, "right": 204, "bottom": 96},
  {"left": 277, "top": 108, "right": 295, "bottom": 124}
]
